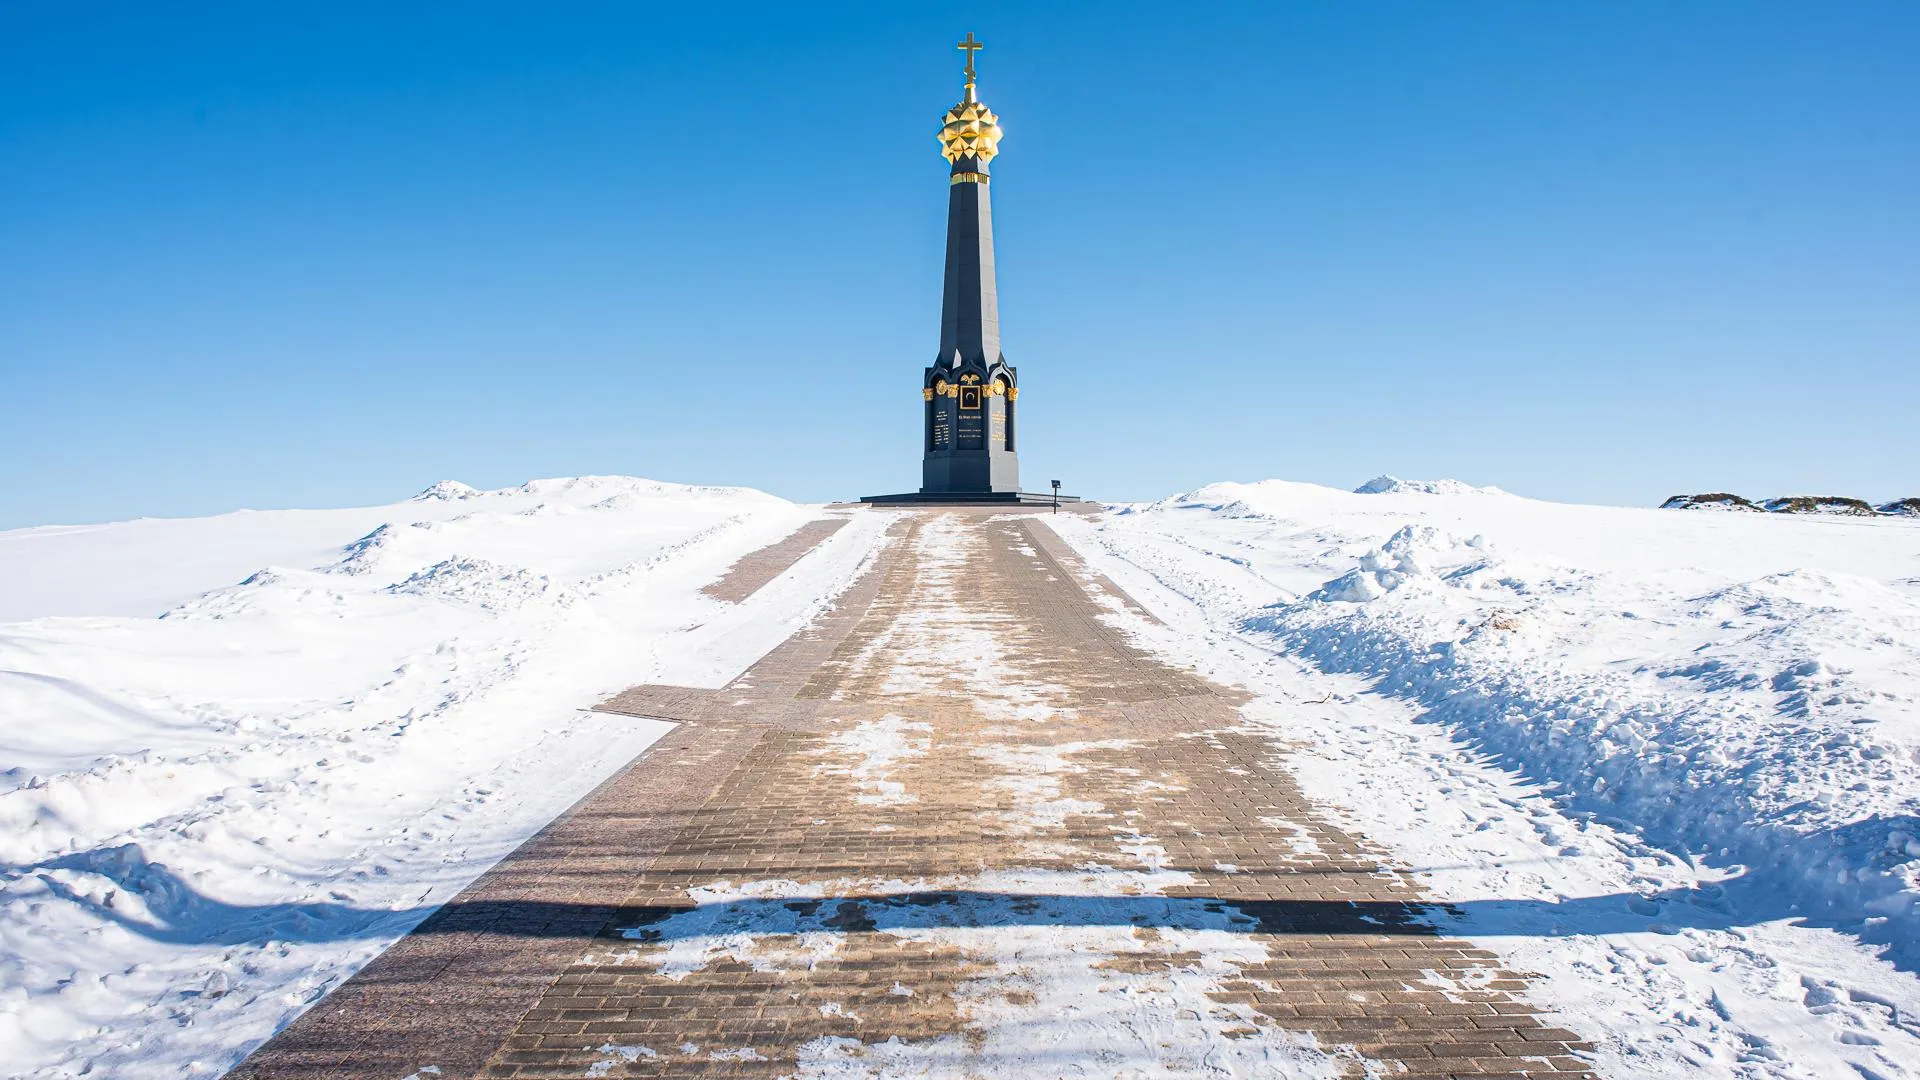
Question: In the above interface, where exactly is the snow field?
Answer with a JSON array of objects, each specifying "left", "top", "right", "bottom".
[
  {"left": 0, "top": 477, "right": 890, "bottom": 1079},
  {"left": 9, "top": 471, "right": 1920, "bottom": 1078},
  {"left": 1044, "top": 480, "right": 1920, "bottom": 1079}
]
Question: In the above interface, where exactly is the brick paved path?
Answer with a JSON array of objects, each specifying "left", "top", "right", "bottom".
[{"left": 233, "top": 511, "right": 1595, "bottom": 1079}]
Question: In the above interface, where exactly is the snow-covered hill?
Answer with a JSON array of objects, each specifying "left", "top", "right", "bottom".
[
  {"left": 11, "top": 472, "right": 1920, "bottom": 1079},
  {"left": 0, "top": 478, "right": 887, "bottom": 1078},
  {"left": 1047, "top": 478, "right": 1920, "bottom": 1079}
]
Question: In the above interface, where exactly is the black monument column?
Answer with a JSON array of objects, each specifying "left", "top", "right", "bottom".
[
  {"left": 864, "top": 35, "right": 1078, "bottom": 507},
  {"left": 921, "top": 33, "right": 1020, "bottom": 495}
]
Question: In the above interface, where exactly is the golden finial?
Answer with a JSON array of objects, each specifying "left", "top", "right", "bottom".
[{"left": 940, "top": 32, "right": 1002, "bottom": 170}]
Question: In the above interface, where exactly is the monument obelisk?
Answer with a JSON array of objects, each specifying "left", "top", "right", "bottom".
[{"left": 865, "top": 34, "right": 1076, "bottom": 506}]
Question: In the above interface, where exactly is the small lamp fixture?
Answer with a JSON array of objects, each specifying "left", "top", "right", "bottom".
[{"left": 1050, "top": 479, "right": 1061, "bottom": 511}]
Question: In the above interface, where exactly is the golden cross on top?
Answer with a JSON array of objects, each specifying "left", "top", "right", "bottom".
[{"left": 957, "top": 32, "right": 983, "bottom": 82}]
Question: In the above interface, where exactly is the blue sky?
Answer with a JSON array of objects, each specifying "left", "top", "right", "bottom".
[{"left": 4, "top": 2, "right": 1916, "bottom": 527}]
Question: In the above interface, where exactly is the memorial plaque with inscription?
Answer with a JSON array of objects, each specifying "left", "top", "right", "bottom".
[
  {"left": 990, "top": 408, "right": 1005, "bottom": 448},
  {"left": 933, "top": 411, "right": 952, "bottom": 448},
  {"left": 957, "top": 410, "right": 984, "bottom": 448}
]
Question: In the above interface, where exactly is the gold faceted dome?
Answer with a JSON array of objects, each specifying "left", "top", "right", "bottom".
[{"left": 940, "top": 98, "right": 1001, "bottom": 166}]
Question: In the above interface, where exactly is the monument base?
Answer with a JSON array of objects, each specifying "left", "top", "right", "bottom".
[{"left": 860, "top": 490, "right": 1084, "bottom": 506}]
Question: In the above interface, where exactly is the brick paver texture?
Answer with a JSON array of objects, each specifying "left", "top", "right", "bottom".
[{"left": 230, "top": 509, "right": 1597, "bottom": 1080}]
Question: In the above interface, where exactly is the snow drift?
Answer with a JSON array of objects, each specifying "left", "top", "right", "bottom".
[
  {"left": 0, "top": 477, "right": 888, "bottom": 1079},
  {"left": 1107, "top": 479, "right": 1920, "bottom": 959},
  {"left": 1047, "top": 478, "right": 1920, "bottom": 1078}
]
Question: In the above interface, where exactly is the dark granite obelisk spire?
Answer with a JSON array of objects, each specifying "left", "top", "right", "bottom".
[
  {"left": 920, "top": 33, "right": 1020, "bottom": 494},
  {"left": 938, "top": 38, "right": 1000, "bottom": 372},
  {"left": 864, "top": 35, "right": 1076, "bottom": 506}
]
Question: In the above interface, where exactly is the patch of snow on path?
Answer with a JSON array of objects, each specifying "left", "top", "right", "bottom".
[
  {"left": 814, "top": 716, "right": 932, "bottom": 806},
  {"left": 600, "top": 871, "right": 1346, "bottom": 1080},
  {"left": 860, "top": 515, "right": 1064, "bottom": 723}
]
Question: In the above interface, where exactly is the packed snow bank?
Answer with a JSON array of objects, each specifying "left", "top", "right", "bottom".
[
  {"left": 1047, "top": 479, "right": 1920, "bottom": 1077},
  {"left": 0, "top": 477, "right": 890, "bottom": 1079},
  {"left": 1091, "top": 479, "right": 1920, "bottom": 957}
]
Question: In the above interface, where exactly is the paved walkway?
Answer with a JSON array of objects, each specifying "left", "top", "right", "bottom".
[{"left": 232, "top": 511, "right": 1595, "bottom": 1079}]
